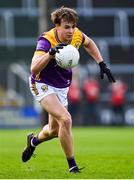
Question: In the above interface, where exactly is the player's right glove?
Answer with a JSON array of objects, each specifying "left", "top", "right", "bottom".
[
  {"left": 49, "top": 43, "right": 68, "bottom": 56},
  {"left": 99, "top": 61, "right": 116, "bottom": 83}
]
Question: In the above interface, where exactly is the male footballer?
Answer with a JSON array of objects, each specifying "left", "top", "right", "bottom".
[{"left": 22, "top": 7, "right": 115, "bottom": 173}]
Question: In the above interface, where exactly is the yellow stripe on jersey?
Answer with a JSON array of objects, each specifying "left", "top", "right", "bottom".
[
  {"left": 34, "top": 50, "right": 46, "bottom": 55},
  {"left": 70, "top": 28, "right": 83, "bottom": 49},
  {"left": 42, "top": 29, "right": 57, "bottom": 48}
]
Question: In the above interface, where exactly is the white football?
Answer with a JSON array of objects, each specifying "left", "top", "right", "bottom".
[{"left": 55, "top": 45, "right": 80, "bottom": 69}]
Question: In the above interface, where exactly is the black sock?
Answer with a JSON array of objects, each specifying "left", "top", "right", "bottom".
[
  {"left": 31, "top": 136, "right": 41, "bottom": 147},
  {"left": 67, "top": 157, "right": 77, "bottom": 170}
]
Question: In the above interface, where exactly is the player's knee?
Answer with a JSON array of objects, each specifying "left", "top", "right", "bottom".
[{"left": 60, "top": 112, "right": 72, "bottom": 129}]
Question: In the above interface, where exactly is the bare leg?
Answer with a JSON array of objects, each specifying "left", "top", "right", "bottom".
[
  {"left": 37, "top": 114, "right": 59, "bottom": 141},
  {"left": 40, "top": 94, "right": 74, "bottom": 158},
  {"left": 58, "top": 116, "right": 74, "bottom": 158}
]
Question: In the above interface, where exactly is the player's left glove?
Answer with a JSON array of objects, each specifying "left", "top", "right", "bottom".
[
  {"left": 49, "top": 43, "right": 68, "bottom": 56},
  {"left": 99, "top": 61, "right": 116, "bottom": 83}
]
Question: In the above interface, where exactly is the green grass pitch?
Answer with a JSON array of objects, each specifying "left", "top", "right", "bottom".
[{"left": 0, "top": 127, "right": 134, "bottom": 179}]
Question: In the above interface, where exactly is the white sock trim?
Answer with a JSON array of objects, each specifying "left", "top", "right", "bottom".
[
  {"left": 31, "top": 138, "right": 36, "bottom": 147},
  {"left": 69, "top": 166, "right": 77, "bottom": 172}
]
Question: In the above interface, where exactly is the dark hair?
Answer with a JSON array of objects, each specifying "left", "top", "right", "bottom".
[{"left": 51, "top": 7, "right": 78, "bottom": 25}]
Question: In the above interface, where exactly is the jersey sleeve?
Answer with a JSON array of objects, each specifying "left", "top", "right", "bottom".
[{"left": 36, "top": 37, "right": 51, "bottom": 53}]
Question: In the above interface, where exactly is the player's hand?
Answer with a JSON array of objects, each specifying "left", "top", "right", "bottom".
[
  {"left": 49, "top": 43, "right": 68, "bottom": 56},
  {"left": 99, "top": 61, "right": 116, "bottom": 82}
]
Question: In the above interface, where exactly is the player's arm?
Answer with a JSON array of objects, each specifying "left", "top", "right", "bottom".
[
  {"left": 31, "top": 52, "right": 53, "bottom": 75},
  {"left": 83, "top": 34, "right": 115, "bottom": 82},
  {"left": 31, "top": 39, "right": 67, "bottom": 75},
  {"left": 83, "top": 34, "right": 103, "bottom": 64}
]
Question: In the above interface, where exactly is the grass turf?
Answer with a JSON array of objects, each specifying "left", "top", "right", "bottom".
[{"left": 0, "top": 127, "right": 134, "bottom": 179}]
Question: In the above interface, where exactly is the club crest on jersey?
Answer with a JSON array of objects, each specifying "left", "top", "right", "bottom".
[{"left": 41, "top": 85, "right": 48, "bottom": 92}]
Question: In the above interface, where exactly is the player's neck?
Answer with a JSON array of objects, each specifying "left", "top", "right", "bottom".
[{"left": 55, "top": 29, "right": 71, "bottom": 44}]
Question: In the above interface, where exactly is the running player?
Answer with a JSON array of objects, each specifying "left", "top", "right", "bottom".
[{"left": 22, "top": 7, "right": 115, "bottom": 173}]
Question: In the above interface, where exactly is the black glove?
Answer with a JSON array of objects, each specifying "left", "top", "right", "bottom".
[
  {"left": 99, "top": 61, "right": 116, "bottom": 82},
  {"left": 49, "top": 43, "right": 68, "bottom": 56}
]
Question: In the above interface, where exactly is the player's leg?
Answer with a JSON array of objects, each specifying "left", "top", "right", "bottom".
[
  {"left": 34, "top": 114, "right": 59, "bottom": 142},
  {"left": 22, "top": 82, "right": 60, "bottom": 162},
  {"left": 39, "top": 93, "right": 73, "bottom": 158},
  {"left": 22, "top": 112, "right": 59, "bottom": 162},
  {"left": 40, "top": 94, "right": 79, "bottom": 173}
]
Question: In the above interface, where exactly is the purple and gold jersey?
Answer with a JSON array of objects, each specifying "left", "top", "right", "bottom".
[{"left": 31, "top": 28, "right": 84, "bottom": 88}]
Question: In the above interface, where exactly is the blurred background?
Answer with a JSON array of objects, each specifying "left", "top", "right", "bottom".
[{"left": 0, "top": 0, "right": 134, "bottom": 128}]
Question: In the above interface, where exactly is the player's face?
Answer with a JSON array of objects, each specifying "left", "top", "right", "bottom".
[{"left": 56, "top": 20, "right": 76, "bottom": 42}]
